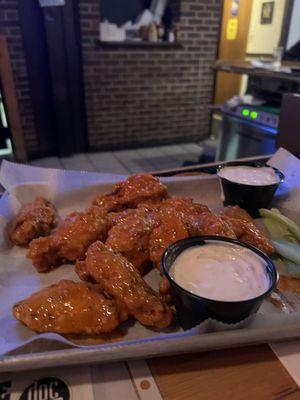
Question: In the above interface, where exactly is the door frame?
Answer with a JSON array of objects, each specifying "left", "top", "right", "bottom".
[
  {"left": 18, "top": 0, "right": 88, "bottom": 158},
  {"left": 0, "top": 35, "right": 27, "bottom": 162}
]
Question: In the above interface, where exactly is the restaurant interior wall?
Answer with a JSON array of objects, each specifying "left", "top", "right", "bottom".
[
  {"left": 79, "top": 0, "right": 222, "bottom": 151},
  {"left": 246, "top": 0, "right": 287, "bottom": 55},
  {"left": 0, "top": 0, "right": 38, "bottom": 158},
  {"left": 0, "top": 0, "right": 222, "bottom": 157},
  {"left": 286, "top": 0, "right": 300, "bottom": 49},
  {"left": 214, "top": 0, "right": 253, "bottom": 105},
  {"left": 214, "top": 0, "right": 291, "bottom": 106}
]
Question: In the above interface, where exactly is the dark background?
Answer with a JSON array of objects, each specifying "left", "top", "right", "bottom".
[{"left": 101, "top": 0, "right": 152, "bottom": 24}]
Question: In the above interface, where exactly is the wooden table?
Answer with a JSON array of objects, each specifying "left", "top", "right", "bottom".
[{"left": 148, "top": 345, "right": 300, "bottom": 399}]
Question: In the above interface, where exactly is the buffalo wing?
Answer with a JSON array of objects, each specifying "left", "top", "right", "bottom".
[
  {"left": 13, "top": 280, "right": 127, "bottom": 334},
  {"left": 9, "top": 197, "right": 57, "bottom": 246},
  {"left": 27, "top": 206, "right": 109, "bottom": 272},
  {"left": 79, "top": 241, "right": 173, "bottom": 328}
]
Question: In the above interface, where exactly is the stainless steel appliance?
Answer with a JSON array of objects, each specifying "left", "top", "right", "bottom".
[{"left": 215, "top": 105, "right": 279, "bottom": 161}]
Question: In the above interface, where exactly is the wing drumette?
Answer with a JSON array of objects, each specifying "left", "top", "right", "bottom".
[
  {"left": 156, "top": 197, "right": 235, "bottom": 238},
  {"left": 220, "top": 205, "right": 274, "bottom": 254},
  {"left": 149, "top": 212, "right": 189, "bottom": 272},
  {"left": 13, "top": 280, "right": 127, "bottom": 334},
  {"left": 78, "top": 241, "right": 173, "bottom": 329},
  {"left": 92, "top": 174, "right": 167, "bottom": 212},
  {"left": 106, "top": 206, "right": 156, "bottom": 274},
  {"left": 27, "top": 206, "right": 109, "bottom": 272},
  {"left": 9, "top": 197, "right": 57, "bottom": 246}
]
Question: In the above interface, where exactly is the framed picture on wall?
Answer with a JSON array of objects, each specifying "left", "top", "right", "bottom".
[{"left": 260, "top": 1, "right": 274, "bottom": 25}]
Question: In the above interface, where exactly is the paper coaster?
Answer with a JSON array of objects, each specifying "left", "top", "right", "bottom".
[
  {"left": 0, "top": 365, "right": 94, "bottom": 400},
  {"left": 0, "top": 361, "right": 163, "bottom": 400},
  {"left": 270, "top": 341, "right": 300, "bottom": 388}
]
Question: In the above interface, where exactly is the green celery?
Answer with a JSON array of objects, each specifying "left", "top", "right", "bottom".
[{"left": 260, "top": 208, "right": 300, "bottom": 243}]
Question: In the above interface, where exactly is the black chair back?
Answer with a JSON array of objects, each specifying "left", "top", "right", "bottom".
[{"left": 277, "top": 93, "right": 300, "bottom": 156}]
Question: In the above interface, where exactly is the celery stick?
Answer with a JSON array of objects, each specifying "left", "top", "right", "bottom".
[
  {"left": 271, "top": 239, "right": 300, "bottom": 265},
  {"left": 263, "top": 218, "right": 299, "bottom": 243},
  {"left": 263, "top": 217, "right": 291, "bottom": 238},
  {"left": 260, "top": 208, "right": 300, "bottom": 242}
]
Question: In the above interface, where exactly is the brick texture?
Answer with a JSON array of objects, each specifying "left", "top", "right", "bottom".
[
  {"left": 79, "top": 0, "right": 222, "bottom": 150},
  {"left": 1, "top": 0, "right": 222, "bottom": 156},
  {"left": 0, "top": 0, "right": 38, "bottom": 157}
]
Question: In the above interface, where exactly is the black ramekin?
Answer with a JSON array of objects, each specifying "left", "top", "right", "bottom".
[
  {"left": 217, "top": 161, "right": 284, "bottom": 218},
  {"left": 162, "top": 236, "right": 278, "bottom": 330}
]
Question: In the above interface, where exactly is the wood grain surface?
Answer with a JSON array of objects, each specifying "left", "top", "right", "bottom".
[
  {"left": 148, "top": 344, "right": 300, "bottom": 400},
  {"left": 214, "top": 0, "right": 253, "bottom": 105}
]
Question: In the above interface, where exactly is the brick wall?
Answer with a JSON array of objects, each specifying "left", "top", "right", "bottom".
[
  {"left": 79, "top": 0, "right": 222, "bottom": 151},
  {"left": 0, "top": 0, "right": 222, "bottom": 157},
  {"left": 0, "top": 0, "right": 38, "bottom": 158}
]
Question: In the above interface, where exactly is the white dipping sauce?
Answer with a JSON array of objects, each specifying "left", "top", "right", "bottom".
[
  {"left": 218, "top": 166, "right": 280, "bottom": 186},
  {"left": 171, "top": 243, "right": 269, "bottom": 301}
]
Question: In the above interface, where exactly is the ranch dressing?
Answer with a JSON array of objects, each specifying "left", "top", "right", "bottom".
[
  {"left": 218, "top": 166, "right": 280, "bottom": 186},
  {"left": 171, "top": 243, "right": 269, "bottom": 301}
]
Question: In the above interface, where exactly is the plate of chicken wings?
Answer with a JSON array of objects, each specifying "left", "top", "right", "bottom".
[
  {"left": 1, "top": 165, "right": 300, "bottom": 372},
  {"left": 8, "top": 173, "right": 274, "bottom": 336}
]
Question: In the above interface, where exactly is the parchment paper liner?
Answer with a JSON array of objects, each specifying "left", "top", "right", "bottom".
[{"left": 0, "top": 149, "right": 299, "bottom": 357}]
